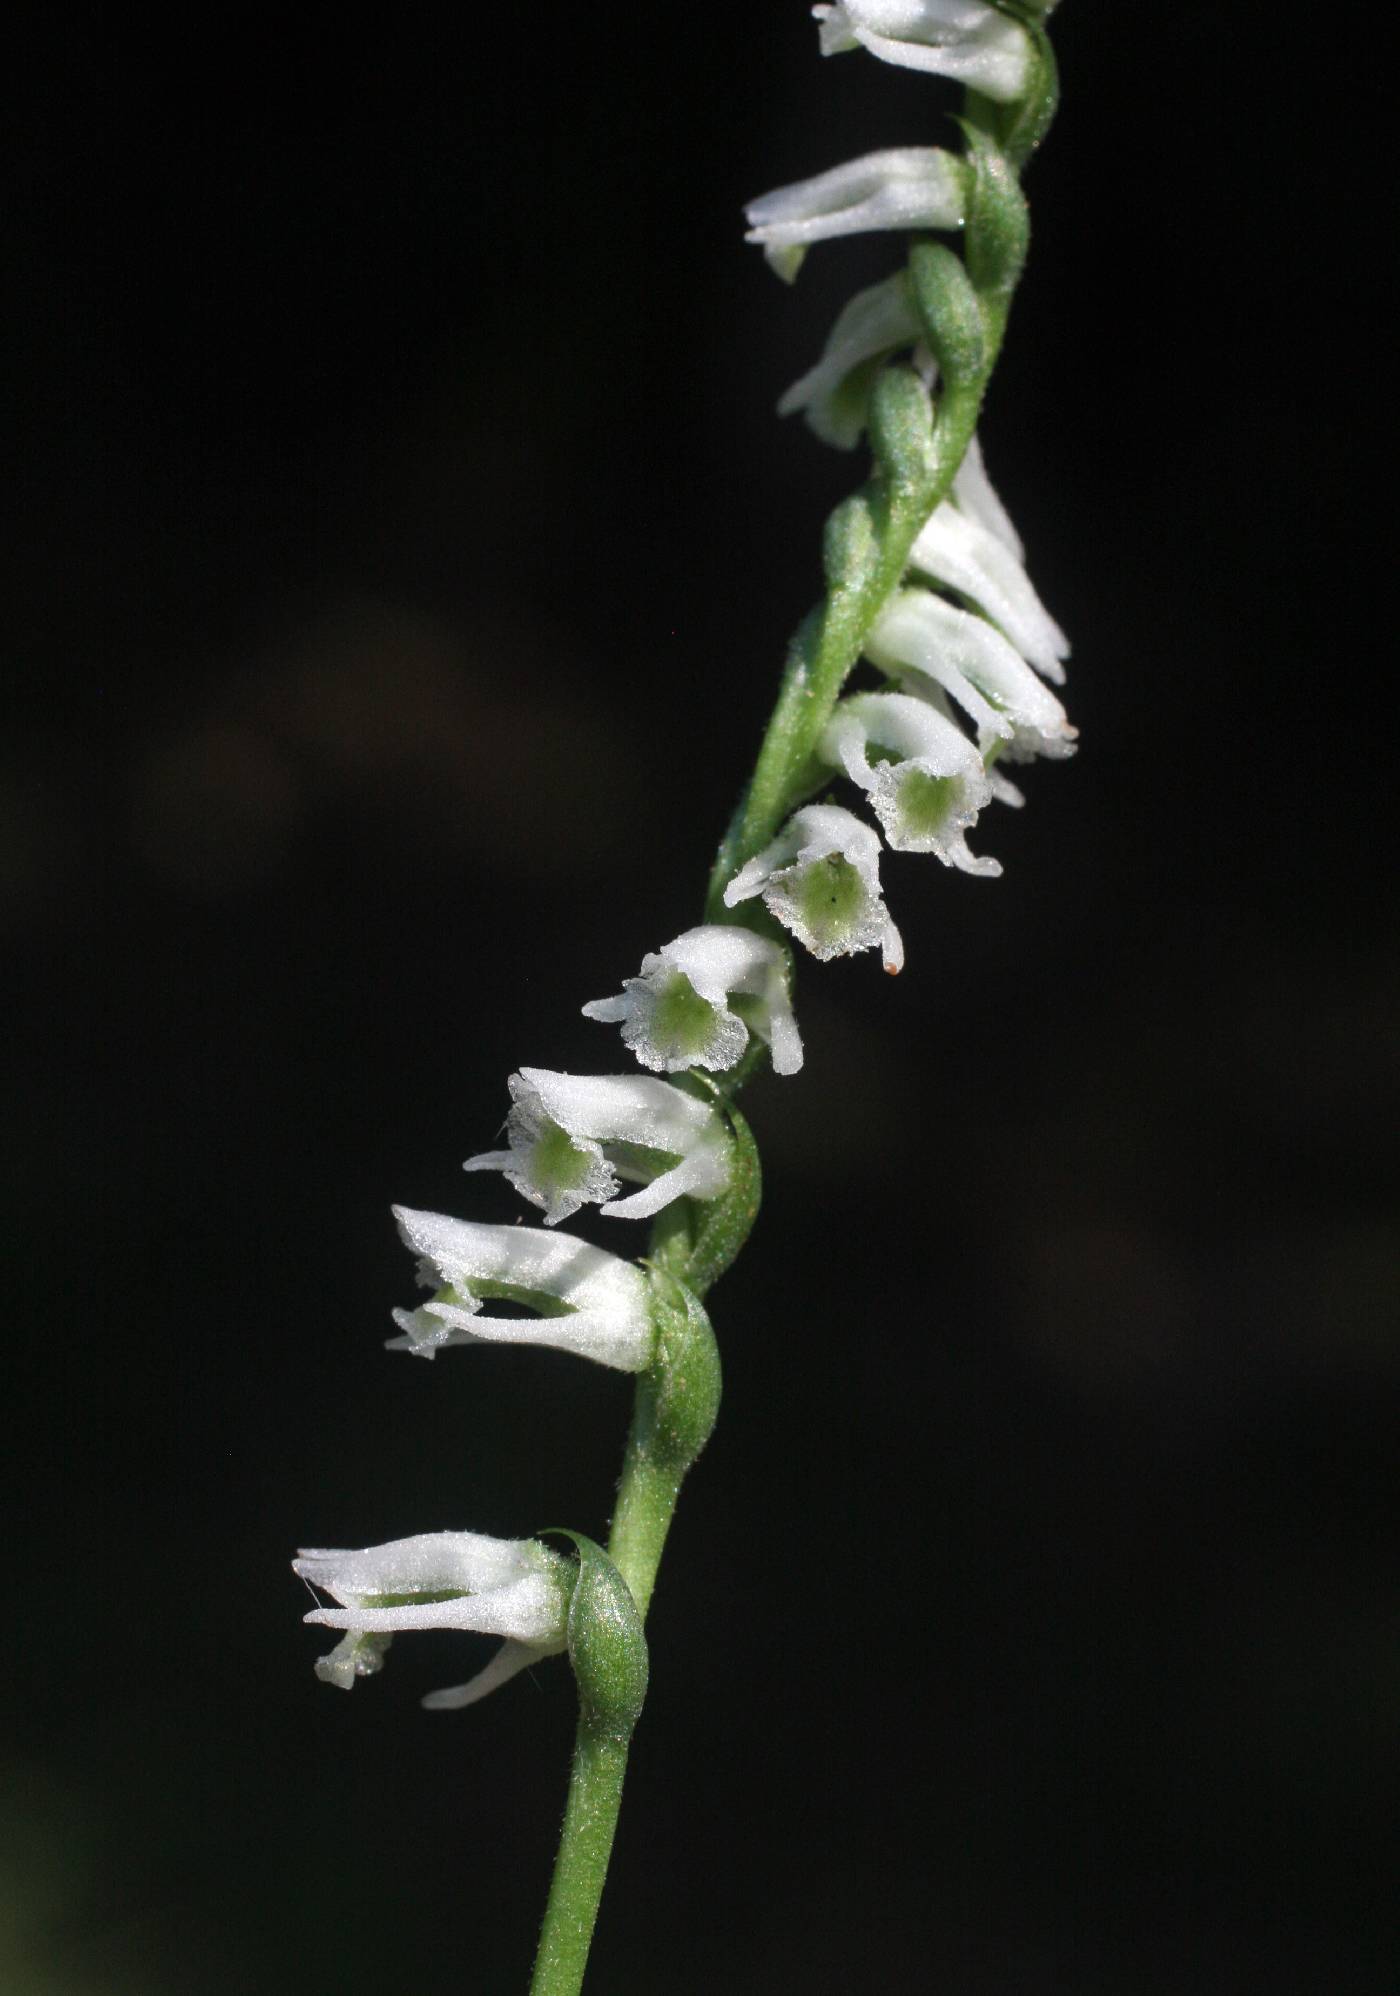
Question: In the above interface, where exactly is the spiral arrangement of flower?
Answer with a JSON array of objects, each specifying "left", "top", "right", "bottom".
[{"left": 294, "top": 7, "right": 1071, "bottom": 1990}]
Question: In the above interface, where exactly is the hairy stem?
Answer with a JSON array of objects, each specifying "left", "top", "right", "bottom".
[{"left": 528, "top": 1729, "right": 631, "bottom": 1996}]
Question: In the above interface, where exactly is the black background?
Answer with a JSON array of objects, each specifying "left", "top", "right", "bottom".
[{"left": 6, "top": 7, "right": 1394, "bottom": 1993}]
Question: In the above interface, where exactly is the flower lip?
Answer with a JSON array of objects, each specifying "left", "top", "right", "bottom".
[
  {"left": 583, "top": 923, "right": 803, "bottom": 1078},
  {"left": 464, "top": 1070, "right": 732, "bottom": 1225},
  {"left": 723, "top": 803, "right": 904, "bottom": 973},
  {"left": 744, "top": 146, "right": 967, "bottom": 282},
  {"left": 387, "top": 1206, "right": 655, "bottom": 1372}
]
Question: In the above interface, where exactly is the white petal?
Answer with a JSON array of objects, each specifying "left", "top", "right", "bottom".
[
  {"left": 306, "top": 1570, "right": 567, "bottom": 1644},
  {"left": 910, "top": 502, "right": 1069, "bottom": 683},
  {"left": 294, "top": 1529, "right": 543, "bottom": 1604}
]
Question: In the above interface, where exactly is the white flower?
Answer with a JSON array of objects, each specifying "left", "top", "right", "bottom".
[
  {"left": 294, "top": 1530, "right": 570, "bottom": 1709},
  {"left": 814, "top": 1, "right": 1033, "bottom": 103},
  {"left": 723, "top": 803, "right": 905, "bottom": 971},
  {"left": 583, "top": 924, "right": 803, "bottom": 1077},
  {"left": 910, "top": 498, "right": 1069, "bottom": 683},
  {"left": 820, "top": 690, "right": 999, "bottom": 874},
  {"left": 867, "top": 587, "right": 1076, "bottom": 763},
  {"left": 387, "top": 1205, "right": 655, "bottom": 1371},
  {"left": 463, "top": 1070, "right": 731, "bottom": 1225},
  {"left": 777, "top": 273, "right": 922, "bottom": 448},
  {"left": 745, "top": 147, "right": 966, "bottom": 283}
]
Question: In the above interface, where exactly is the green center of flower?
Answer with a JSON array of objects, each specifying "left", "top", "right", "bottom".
[
  {"left": 648, "top": 971, "right": 720, "bottom": 1058},
  {"left": 894, "top": 767, "right": 958, "bottom": 839},
  {"left": 529, "top": 1118, "right": 598, "bottom": 1199},
  {"left": 791, "top": 854, "right": 869, "bottom": 948}
]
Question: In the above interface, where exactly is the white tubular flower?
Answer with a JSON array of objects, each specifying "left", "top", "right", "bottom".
[
  {"left": 777, "top": 274, "right": 922, "bottom": 449},
  {"left": 814, "top": 1, "right": 1033, "bottom": 103},
  {"left": 723, "top": 803, "right": 905, "bottom": 972},
  {"left": 910, "top": 498, "right": 1070, "bottom": 683},
  {"left": 464, "top": 1069, "right": 730, "bottom": 1225},
  {"left": 294, "top": 1530, "right": 570, "bottom": 1709},
  {"left": 820, "top": 691, "right": 999, "bottom": 875},
  {"left": 583, "top": 924, "right": 803, "bottom": 1078},
  {"left": 745, "top": 147, "right": 966, "bottom": 283},
  {"left": 867, "top": 587, "right": 1077, "bottom": 763},
  {"left": 387, "top": 1205, "right": 654, "bottom": 1372}
]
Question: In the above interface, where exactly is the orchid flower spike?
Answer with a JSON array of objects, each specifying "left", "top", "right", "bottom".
[
  {"left": 814, "top": 1, "right": 1033, "bottom": 102},
  {"left": 294, "top": 1530, "right": 571, "bottom": 1709},
  {"left": 910, "top": 497, "right": 1069, "bottom": 684},
  {"left": 723, "top": 803, "right": 904, "bottom": 972},
  {"left": 583, "top": 924, "right": 803, "bottom": 1077},
  {"left": 868, "top": 588, "right": 1077, "bottom": 764},
  {"left": 778, "top": 273, "right": 922, "bottom": 449},
  {"left": 464, "top": 1069, "right": 731, "bottom": 1224},
  {"left": 388, "top": 1205, "right": 655, "bottom": 1371},
  {"left": 821, "top": 690, "right": 999, "bottom": 875},
  {"left": 745, "top": 147, "right": 966, "bottom": 283}
]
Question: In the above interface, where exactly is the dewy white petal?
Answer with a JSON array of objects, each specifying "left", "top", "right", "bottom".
[
  {"left": 465, "top": 1070, "right": 730, "bottom": 1225},
  {"left": 867, "top": 587, "right": 1076, "bottom": 762},
  {"left": 744, "top": 148, "right": 966, "bottom": 283},
  {"left": 813, "top": 1, "right": 1033, "bottom": 102},
  {"left": 583, "top": 923, "right": 803, "bottom": 1078},
  {"left": 777, "top": 273, "right": 921, "bottom": 449},
  {"left": 820, "top": 691, "right": 999, "bottom": 875},
  {"left": 951, "top": 432, "right": 1023, "bottom": 558},
  {"left": 723, "top": 803, "right": 904, "bottom": 972},
  {"left": 387, "top": 1207, "right": 655, "bottom": 1371},
  {"left": 910, "top": 501, "right": 1070, "bottom": 683}
]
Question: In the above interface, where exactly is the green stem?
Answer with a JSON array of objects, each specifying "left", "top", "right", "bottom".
[
  {"left": 607, "top": 1428, "right": 683, "bottom": 1621},
  {"left": 528, "top": 1728, "right": 631, "bottom": 1996}
]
